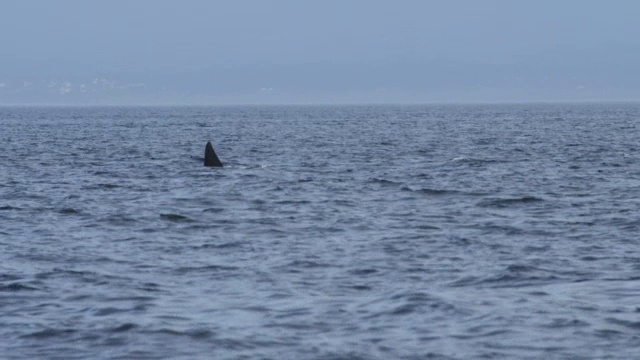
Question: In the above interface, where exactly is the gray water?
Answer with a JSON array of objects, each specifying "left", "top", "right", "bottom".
[{"left": 1, "top": 104, "right": 639, "bottom": 359}]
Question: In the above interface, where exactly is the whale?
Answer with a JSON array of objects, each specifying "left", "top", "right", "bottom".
[{"left": 204, "top": 141, "right": 223, "bottom": 167}]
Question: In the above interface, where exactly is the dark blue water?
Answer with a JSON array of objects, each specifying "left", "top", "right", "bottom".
[{"left": 1, "top": 104, "right": 639, "bottom": 359}]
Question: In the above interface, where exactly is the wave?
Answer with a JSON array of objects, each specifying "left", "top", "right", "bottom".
[
  {"left": 477, "top": 196, "right": 544, "bottom": 208},
  {"left": 20, "top": 328, "right": 77, "bottom": 339},
  {"left": 368, "top": 178, "right": 403, "bottom": 186},
  {"left": 401, "top": 186, "right": 459, "bottom": 196},
  {"left": 0, "top": 205, "right": 20, "bottom": 211},
  {"left": 449, "top": 264, "right": 580, "bottom": 288},
  {"left": 451, "top": 156, "right": 501, "bottom": 166},
  {"left": 58, "top": 207, "right": 80, "bottom": 215},
  {"left": 159, "top": 213, "right": 194, "bottom": 222},
  {"left": 174, "top": 265, "right": 240, "bottom": 274},
  {"left": 0, "top": 282, "right": 39, "bottom": 292}
]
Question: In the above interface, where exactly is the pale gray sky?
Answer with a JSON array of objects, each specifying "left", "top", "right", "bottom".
[{"left": 1, "top": 0, "right": 639, "bottom": 104}]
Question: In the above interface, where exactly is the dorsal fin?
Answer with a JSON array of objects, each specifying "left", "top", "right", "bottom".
[{"left": 204, "top": 141, "right": 223, "bottom": 167}]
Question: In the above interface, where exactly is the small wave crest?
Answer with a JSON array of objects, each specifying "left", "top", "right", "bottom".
[
  {"left": 450, "top": 264, "right": 565, "bottom": 288},
  {"left": 21, "top": 328, "right": 77, "bottom": 339},
  {"left": 174, "top": 264, "right": 240, "bottom": 274},
  {"left": 59, "top": 207, "right": 80, "bottom": 215},
  {"left": 401, "top": 186, "right": 457, "bottom": 196},
  {"left": 160, "top": 213, "right": 194, "bottom": 222},
  {"left": 477, "top": 196, "right": 544, "bottom": 208},
  {"left": 0, "top": 205, "right": 20, "bottom": 211},
  {"left": 368, "top": 178, "right": 402, "bottom": 187},
  {"left": 451, "top": 156, "right": 500, "bottom": 166},
  {"left": 0, "top": 282, "right": 39, "bottom": 292}
]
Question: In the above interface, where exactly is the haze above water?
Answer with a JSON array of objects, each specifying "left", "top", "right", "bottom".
[{"left": 1, "top": 0, "right": 640, "bottom": 105}]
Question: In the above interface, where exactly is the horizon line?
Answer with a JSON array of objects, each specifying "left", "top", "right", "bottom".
[{"left": 2, "top": 99, "right": 640, "bottom": 107}]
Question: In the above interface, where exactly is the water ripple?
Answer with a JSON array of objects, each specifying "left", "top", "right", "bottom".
[{"left": 1, "top": 104, "right": 639, "bottom": 359}]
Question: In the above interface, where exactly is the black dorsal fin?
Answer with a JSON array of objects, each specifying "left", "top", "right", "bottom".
[{"left": 204, "top": 141, "right": 223, "bottom": 167}]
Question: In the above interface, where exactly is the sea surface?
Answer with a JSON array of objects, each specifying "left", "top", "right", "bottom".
[{"left": 1, "top": 103, "right": 639, "bottom": 359}]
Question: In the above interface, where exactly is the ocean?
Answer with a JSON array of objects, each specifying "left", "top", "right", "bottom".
[{"left": 1, "top": 103, "right": 639, "bottom": 359}]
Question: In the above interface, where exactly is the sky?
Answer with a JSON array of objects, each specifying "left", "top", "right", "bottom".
[{"left": 1, "top": 0, "right": 639, "bottom": 104}]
